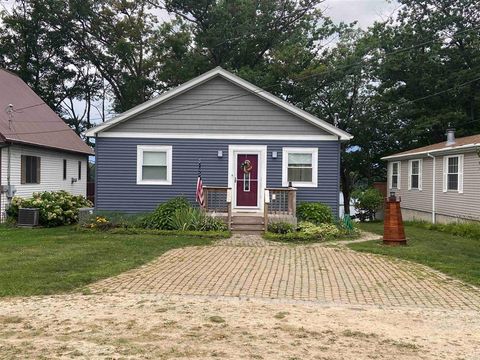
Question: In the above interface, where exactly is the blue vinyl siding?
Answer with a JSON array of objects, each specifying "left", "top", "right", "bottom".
[{"left": 95, "top": 137, "right": 341, "bottom": 215}]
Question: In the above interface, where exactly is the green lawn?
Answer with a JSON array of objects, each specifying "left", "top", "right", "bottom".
[
  {"left": 0, "top": 226, "right": 214, "bottom": 297},
  {"left": 351, "top": 222, "right": 480, "bottom": 286}
]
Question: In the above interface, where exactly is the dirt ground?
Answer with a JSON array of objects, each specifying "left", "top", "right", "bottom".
[{"left": 0, "top": 293, "right": 479, "bottom": 360}]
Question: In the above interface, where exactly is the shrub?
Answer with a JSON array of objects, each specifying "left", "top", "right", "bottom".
[
  {"left": 267, "top": 221, "right": 295, "bottom": 234},
  {"left": 169, "top": 207, "right": 228, "bottom": 232},
  {"left": 297, "top": 202, "right": 334, "bottom": 224},
  {"left": 297, "top": 221, "right": 340, "bottom": 239},
  {"left": 7, "top": 191, "right": 92, "bottom": 227},
  {"left": 352, "top": 188, "right": 383, "bottom": 222},
  {"left": 142, "top": 197, "right": 190, "bottom": 230}
]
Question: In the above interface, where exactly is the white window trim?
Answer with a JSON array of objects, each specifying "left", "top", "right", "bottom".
[
  {"left": 136, "top": 145, "right": 172, "bottom": 185},
  {"left": 408, "top": 159, "right": 422, "bottom": 191},
  {"left": 389, "top": 161, "right": 401, "bottom": 190},
  {"left": 443, "top": 154, "right": 463, "bottom": 193},
  {"left": 282, "top": 147, "right": 318, "bottom": 187}
]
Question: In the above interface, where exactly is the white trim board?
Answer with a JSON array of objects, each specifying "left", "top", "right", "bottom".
[
  {"left": 98, "top": 132, "right": 339, "bottom": 141},
  {"left": 136, "top": 145, "right": 172, "bottom": 185},
  {"left": 382, "top": 143, "right": 480, "bottom": 160},
  {"left": 228, "top": 145, "right": 267, "bottom": 212},
  {"left": 84, "top": 67, "right": 353, "bottom": 141}
]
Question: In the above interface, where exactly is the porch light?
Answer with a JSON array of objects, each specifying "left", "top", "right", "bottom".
[
  {"left": 272, "top": 151, "right": 278, "bottom": 158},
  {"left": 217, "top": 150, "right": 223, "bottom": 158}
]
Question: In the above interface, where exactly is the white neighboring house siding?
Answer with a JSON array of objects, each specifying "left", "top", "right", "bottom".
[{"left": 1, "top": 144, "right": 88, "bottom": 215}]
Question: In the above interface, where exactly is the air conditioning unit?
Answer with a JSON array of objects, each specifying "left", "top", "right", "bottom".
[
  {"left": 17, "top": 208, "right": 39, "bottom": 227},
  {"left": 78, "top": 207, "right": 94, "bottom": 225}
]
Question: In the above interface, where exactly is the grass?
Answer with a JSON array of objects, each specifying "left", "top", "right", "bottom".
[
  {"left": 0, "top": 225, "right": 215, "bottom": 297},
  {"left": 351, "top": 222, "right": 480, "bottom": 286}
]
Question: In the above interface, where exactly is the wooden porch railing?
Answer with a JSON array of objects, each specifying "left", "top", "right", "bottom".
[
  {"left": 264, "top": 187, "right": 297, "bottom": 232},
  {"left": 202, "top": 186, "right": 232, "bottom": 230}
]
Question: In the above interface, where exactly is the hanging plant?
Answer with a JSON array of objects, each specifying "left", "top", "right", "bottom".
[{"left": 240, "top": 159, "right": 253, "bottom": 173}]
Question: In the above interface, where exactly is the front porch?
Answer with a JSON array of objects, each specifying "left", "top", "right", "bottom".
[{"left": 203, "top": 186, "right": 297, "bottom": 233}]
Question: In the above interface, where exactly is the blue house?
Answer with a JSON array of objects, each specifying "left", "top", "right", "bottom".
[{"left": 85, "top": 67, "right": 352, "bottom": 230}]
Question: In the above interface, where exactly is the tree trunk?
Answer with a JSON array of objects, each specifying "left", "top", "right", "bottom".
[{"left": 340, "top": 162, "right": 351, "bottom": 216}]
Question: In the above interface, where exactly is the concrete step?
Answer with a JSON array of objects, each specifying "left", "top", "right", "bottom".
[
  {"left": 231, "top": 216, "right": 264, "bottom": 225},
  {"left": 231, "top": 224, "right": 264, "bottom": 232}
]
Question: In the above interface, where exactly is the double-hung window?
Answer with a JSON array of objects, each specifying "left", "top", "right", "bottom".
[
  {"left": 390, "top": 161, "right": 400, "bottom": 189},
  {"left": 408, "top": 159, "right": 422, "bottom": 190},
  {"left": 137, "top": 145, "right": 172, "bottom": 185},
  {"left": 21, "top": 155, "right": 41, "bottom": 184},
  {"left": 443, "top": 155, "right": 463, "bottom": 193},
  {"left": 282, "top": 148, "right": 318, "bottom": 187}
]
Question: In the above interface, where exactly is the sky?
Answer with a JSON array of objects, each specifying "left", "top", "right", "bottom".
[{"left": 322, "top": 0, "right": 399, "bottom": 28}]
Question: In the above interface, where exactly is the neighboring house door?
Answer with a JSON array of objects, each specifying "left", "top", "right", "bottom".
[{"left": 236, "top": 154, "right": 258, "bottom": 207}]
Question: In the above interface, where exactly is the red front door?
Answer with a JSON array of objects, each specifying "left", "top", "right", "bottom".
[{"left": 236, "top": 154, "right": 258, "bottom": 207}]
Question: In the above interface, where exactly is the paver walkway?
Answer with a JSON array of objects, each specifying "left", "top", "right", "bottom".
[{"left": 90, "top": 235, "right": 480, "bottom": 310}]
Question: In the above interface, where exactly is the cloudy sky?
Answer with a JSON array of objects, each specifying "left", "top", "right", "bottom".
[{"left": 322, "top": 0, "right": 399, "bottom": 28}]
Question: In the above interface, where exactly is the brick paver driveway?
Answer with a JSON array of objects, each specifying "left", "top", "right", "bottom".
[{"left": 91, "top": 236, "right": 480, "bottom": 310}]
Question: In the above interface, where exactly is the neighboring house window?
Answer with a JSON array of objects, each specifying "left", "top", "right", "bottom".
[
  {"left": 21, "top": 155, "right": 41, "bottom": 184},
  {"left": 389, "top": 161, "right": 400, "bottom": 189},
  {"left": 408, "top": 159, "right": 422, "bottom": 190},
  {"left": 63, "top": 159, "right": 67, "bottom": 180},
  {"left": 282, "top": 148, "right": 318, "bottom": 187},
  {"left": 78, "top": 161, "right": 82, "bottom": 180},
  {"left": 443, "top": 155, "right": 464, "bottom": 193},
  {"left": 136, "top": 145, "right": 172, "bottom": 185}
]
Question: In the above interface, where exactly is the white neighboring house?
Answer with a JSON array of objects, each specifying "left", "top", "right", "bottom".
[{"left": 0, "top": 69, "right": 94, "bottom": 219}]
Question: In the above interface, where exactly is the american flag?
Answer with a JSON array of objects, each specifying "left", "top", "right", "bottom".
[{"left": 196, "top": 161, "right": 205, "bottom": 208}]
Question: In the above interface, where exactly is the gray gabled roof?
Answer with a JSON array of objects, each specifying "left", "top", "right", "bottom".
[{"left": 85, "top": 67, "right": 353, "bottom": 141}]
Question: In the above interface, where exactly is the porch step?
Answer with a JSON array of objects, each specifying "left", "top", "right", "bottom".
[
  {"left": 230, "top": 216, "right": 265, "bottom": 233},
  {"left": 231, "top": 216, "right": 264, "bottom": 225},
  {"left": 231, "top": 224, "right": 264, "bottom": 232}
]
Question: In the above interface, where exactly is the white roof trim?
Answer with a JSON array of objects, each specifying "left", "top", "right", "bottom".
[
  {"left": 84, "top": 67, "right": 353, "bottom": 141},
  {"left": 98, "top": 132, "right": 339, "bottom": 141},
  {"left": 382, "top": 143, "right": 480, "bottom": 160}
]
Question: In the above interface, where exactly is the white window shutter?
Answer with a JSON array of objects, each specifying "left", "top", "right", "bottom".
[
  {"left": 408, "top": 161, "right": 412, "bottom": 190},
  {"left": 443, "top": 156, "right": 448, "bottom": 192},
  {"left": 458, "top": 155, "right": 464, "bottom": 194},
  {"left": 419, "top": 159, "right": 423, "bottom": 191}
]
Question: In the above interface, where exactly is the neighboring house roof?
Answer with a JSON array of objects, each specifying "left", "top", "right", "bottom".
[
  {"left": 382, "top": 134, "right": 480, "bottom": 160},
  {"left": 0, "top": 69, "right": 94, "bottom": 155},
  {"left": 84, "top": 67, "right": 353, "bottom": 141}
]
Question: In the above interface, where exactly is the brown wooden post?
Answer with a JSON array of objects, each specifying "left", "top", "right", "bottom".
[
  {"left": 383, "top": 193, "right": 406, "bottom": 245},
  {"left": 203, "top": 187, "right": 208, "bottom": 212},
  {"left": 226, "top": 188, "right": 232, "bottom": 231},
  {"left": 264, "top": 189, "right": 270, "bottom": 233},
  {"left": 289, "top": 188, "right": 297, "bottom": 217}
]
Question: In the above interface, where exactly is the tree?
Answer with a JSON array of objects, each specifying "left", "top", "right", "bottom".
[
  {"left": 371, "top": 0, "right": 480, "bottom": 148},
  {"left": 0, "top": 0, "right": 75, "bottom": 111}
]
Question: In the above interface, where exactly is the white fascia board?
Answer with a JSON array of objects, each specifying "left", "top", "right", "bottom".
[
  {"left": 84, "top": 67, "right": 354, "bottom": 141},
  {"left": 381, "top": 143, "right": 480, "bottom": 160},
  {"left": 97, "top": 132, "right": 339, "bottom": 141}
]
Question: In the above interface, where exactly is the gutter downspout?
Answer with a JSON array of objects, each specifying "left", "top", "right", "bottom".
[{"left": 427, "top": 153, "right": 436, "bottom": 224}]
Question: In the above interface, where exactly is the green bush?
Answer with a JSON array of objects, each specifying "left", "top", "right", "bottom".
[
  {"left": 169, "top": 207, "right": 228, "bottom": 232},
  {"left": 142, "top": 197, "right": 190, "bottom": 230},
  {"left": 352, "top": 188, "right": 383, "bottom": 222},
  {"left": 297, "top": 221, "right": 340, "bottom": 238},
  {"left": 267, "top": 221, "right": 295, "bottom": 234},
  {"left": 297, "top": 202, "right": 334, "bottom": 224},
  {"left": 7, "top": 191, "right": 92, "bottom": 227}
]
